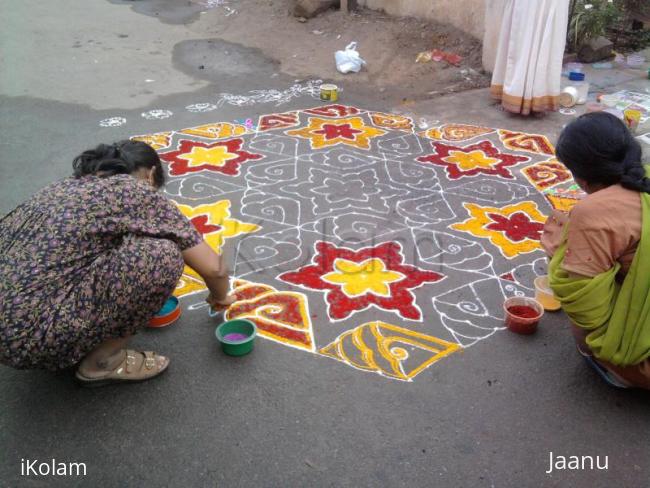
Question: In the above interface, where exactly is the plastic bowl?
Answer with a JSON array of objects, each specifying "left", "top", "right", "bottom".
[
  {"left": 534, "top": 276, "right": 562, "bottom": 312},
  {"left": 215, "top": 319, "right": 257, "bottom": 356},
  {"left": 503, "top": 296, "right": 544, "bottom": 335},
  {"left": 148, "top": 296, "right": 181, "bottom": 328}
]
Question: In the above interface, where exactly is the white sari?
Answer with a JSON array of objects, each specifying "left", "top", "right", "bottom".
[{"left": 490, "top": 0, "right": 570, "bottom": 115}]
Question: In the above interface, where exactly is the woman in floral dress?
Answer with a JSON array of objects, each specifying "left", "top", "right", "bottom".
[{"left": 0, "top": 140, "right": 233, "bottom": 386}]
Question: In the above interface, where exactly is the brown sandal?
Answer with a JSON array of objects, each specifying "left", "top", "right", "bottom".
[{"left": 75, "top": 349, "right": 169, "bottom": 387}]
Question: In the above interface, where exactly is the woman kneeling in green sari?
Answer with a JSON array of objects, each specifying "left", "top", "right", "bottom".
[{"left": 542, "top": 112, "right": 650, "bottom": 390}]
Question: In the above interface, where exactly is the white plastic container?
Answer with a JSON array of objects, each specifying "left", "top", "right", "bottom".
[
  {"left": 574, "top": 81, "right": 590, "bottom": 104},
  {"left": 559, "top": 86, "right": 579, "bottom": 108},
  {"left": 568, "top": 72, "right": 589, "bottom": 105}
]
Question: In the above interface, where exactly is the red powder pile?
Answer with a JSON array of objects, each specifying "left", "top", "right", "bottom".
[{"left": 507, "top": 305, "right": 539, "bottom": 319}]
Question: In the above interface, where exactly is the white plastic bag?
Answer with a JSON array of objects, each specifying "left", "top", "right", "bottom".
[{"left": 335, "top": 42, "right": 366, "bottom": 74}]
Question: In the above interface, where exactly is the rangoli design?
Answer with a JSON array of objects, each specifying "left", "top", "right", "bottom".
[
  {"left": 416, "top": 140, "right": 529, "bottom": 180},
  {"left": 420, "top": 123, "right": 495, "bottom": 142},
  {"left": 279, "top": 241, "right": 444, "bottom": 321},
  {"left": 161, "top": 138, "right": 263, "bottom": 176},
  {"left": 176, "top": 200, "right": 260, "bottom": 253},
  {"left": 226, "top": 280, "right": 315, "bottom": 352},
  {"left": 319, "top": 321, "right": 461, "bottom": 381},
  {"left": 370, "top": 112, "right": 414, "bottom": 132},
  {"left": 452, "top": 201, "right": 546, "bottom": 258},
  {"left": 498, "top": 130, "right": 555, "bottom": 156},
  {"left": 136, "top": 104, "right": 575, "bottom": 382},
  {"left": 178, "top": 122, "right": 249, "bottom": 140},
  {"left": 131, "top": 131, "right": 173, "bottom": 151},
  {"left": 286, "top": 116, "right": 386, "bottom": 150},
  {"left": 522, "top": 158, "right": 572, "bottom": 191},
  {"left": 257, "top": 111, "right": 300, "bottom": 132}
]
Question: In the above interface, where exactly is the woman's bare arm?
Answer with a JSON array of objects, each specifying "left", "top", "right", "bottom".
[{"left": 182, "top": 242, "right": 234, "bottom": 309}]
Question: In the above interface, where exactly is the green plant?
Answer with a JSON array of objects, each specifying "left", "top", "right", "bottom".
[
  {"left": 568, "top": 0, "right": 623, "bottom": 51},
  {"left": 621, "top": 0, "right": 649, "bottom": 16}
]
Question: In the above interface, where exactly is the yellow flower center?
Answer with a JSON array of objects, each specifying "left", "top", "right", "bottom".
[
  {"left": 443, "top": 150, "right": 499, "bottom": 171},
  {"left": 322, "top": 258, "right": 405, "bottom": 298},
  {"left": 180, "top": 146, "right": 238, "bottom": 168}
]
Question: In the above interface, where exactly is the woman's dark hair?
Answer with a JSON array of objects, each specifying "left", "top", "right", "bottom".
[
  {"left": 72, "top": 140, "right": 165, "bottom": 188},
  {"left": 555, "top": 111, "right": 648, "bottom": 193}
]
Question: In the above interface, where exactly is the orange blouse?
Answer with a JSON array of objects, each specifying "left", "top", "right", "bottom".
[{"left": 541, "top": 184, "right": 642, "bottom": 278}]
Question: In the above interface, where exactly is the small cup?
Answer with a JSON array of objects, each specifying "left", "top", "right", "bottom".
[
  {"left": 503, "top": 297, "right": 544, "bottom": 335},
  {"left": 319, "top": 84, "right": 338, "bottom": 102},
  {"left": 624, "top": 109, "right": 642, "bottom": 134},
  {"left": 534, "top": 276, "right": 562, "bottom": 312}
]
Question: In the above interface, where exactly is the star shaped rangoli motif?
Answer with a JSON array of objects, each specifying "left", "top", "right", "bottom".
[
  {"left": 160, "top": 138, "right": 263, "bottom": 176},
  {"left": 451, "top": 201, "right": 547, "bottom": 258},
  {"left": 416, "top": 140, "right": 529, "bottom": 180},
  {"left": 175, "top": 200, "right": 260, "bottom": 253},
  {"left": 286, "top": 116, "right": 386, "bottom": 150},
  {"left": 173, "top": 200, "right": 260, "bottom": 298},
  {"left": 279, "top": 241, "right": 444, "bottom": 321}
]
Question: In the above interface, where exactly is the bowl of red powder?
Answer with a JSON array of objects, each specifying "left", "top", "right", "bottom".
[
  {"left": 215, "top": 319, "right": 257, "bottom": 356},
  {"left": 503, "top": 297, "right": 544, "bottom": 335}
]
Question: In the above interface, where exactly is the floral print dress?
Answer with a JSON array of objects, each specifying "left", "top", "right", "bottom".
[{"left": 0, "top": 175, "right": 202, "bottom": 370}]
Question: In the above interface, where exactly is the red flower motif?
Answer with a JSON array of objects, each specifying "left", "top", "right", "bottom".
[
  {"left": 485, "top": 212, "right": 544, "bottom": 242},
  {"left": 279, "top": 241, "right": 444, "bottom": 321},
  {"left": 160, "top": 138, "right": 263, "bottom": 176},
  {"left": 303, "top": 105, "right": 361, "bottom": 117},
  {"left": 416, "top": 140, "right": 529, "bottom": 180},
  {"left": 314, "top": 123, "right": 363, "bottom": 141}
]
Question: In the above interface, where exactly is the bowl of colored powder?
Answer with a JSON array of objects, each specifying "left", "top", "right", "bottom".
[
  {"left": 215, "top": 319, "right": 257, "bottom": 356},
  {"left": 148, "top": 296, "right": 181, "bottom": 328},
  {"left": 503, "top": 296, "right": 544, "bottom": 335},
  {"left": 534, "top": 276, "right": 562, "bottom": 312}
]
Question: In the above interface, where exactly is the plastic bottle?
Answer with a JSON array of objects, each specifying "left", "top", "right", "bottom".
[{"left": 569, "top": 72, "right": 589, "bottom": 105}]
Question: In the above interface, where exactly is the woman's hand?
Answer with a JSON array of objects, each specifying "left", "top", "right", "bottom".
[
  {"left": 541, "top": 209, "right": 569, "bottom": 257},
  {"left": 206, "top": 293, "right": 237, "bottom": 312},
  {"left": 183, "top": 242, "right": 234, "bottom": 310}
]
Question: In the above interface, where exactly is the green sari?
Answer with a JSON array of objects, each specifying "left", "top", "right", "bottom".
[{"left": 549, "top": 185, "right": 650, "bottom": 367}]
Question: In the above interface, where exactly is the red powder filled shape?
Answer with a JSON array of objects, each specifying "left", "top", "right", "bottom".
[{"left": 507, "top": 305, "right": 539, "bottom": 319}]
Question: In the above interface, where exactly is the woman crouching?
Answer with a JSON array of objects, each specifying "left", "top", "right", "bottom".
[
  {"left": 0, "top": 141, "right": 234, "bottom": 386},
  {"left": 543, "top": 112, "right": 650, "bottom": 390}
]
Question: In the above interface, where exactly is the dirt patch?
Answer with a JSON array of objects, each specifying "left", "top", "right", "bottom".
[
  {"left": 172, "top": 39, "right": 279, "bottom": 81},
  {"left": 191, "top": 0, "right": 489, "bottom": 103}
]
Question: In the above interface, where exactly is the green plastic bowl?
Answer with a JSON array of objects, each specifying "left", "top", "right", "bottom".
[{"left": 215, "top": 319, "right": 257, "bottom": 356}]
